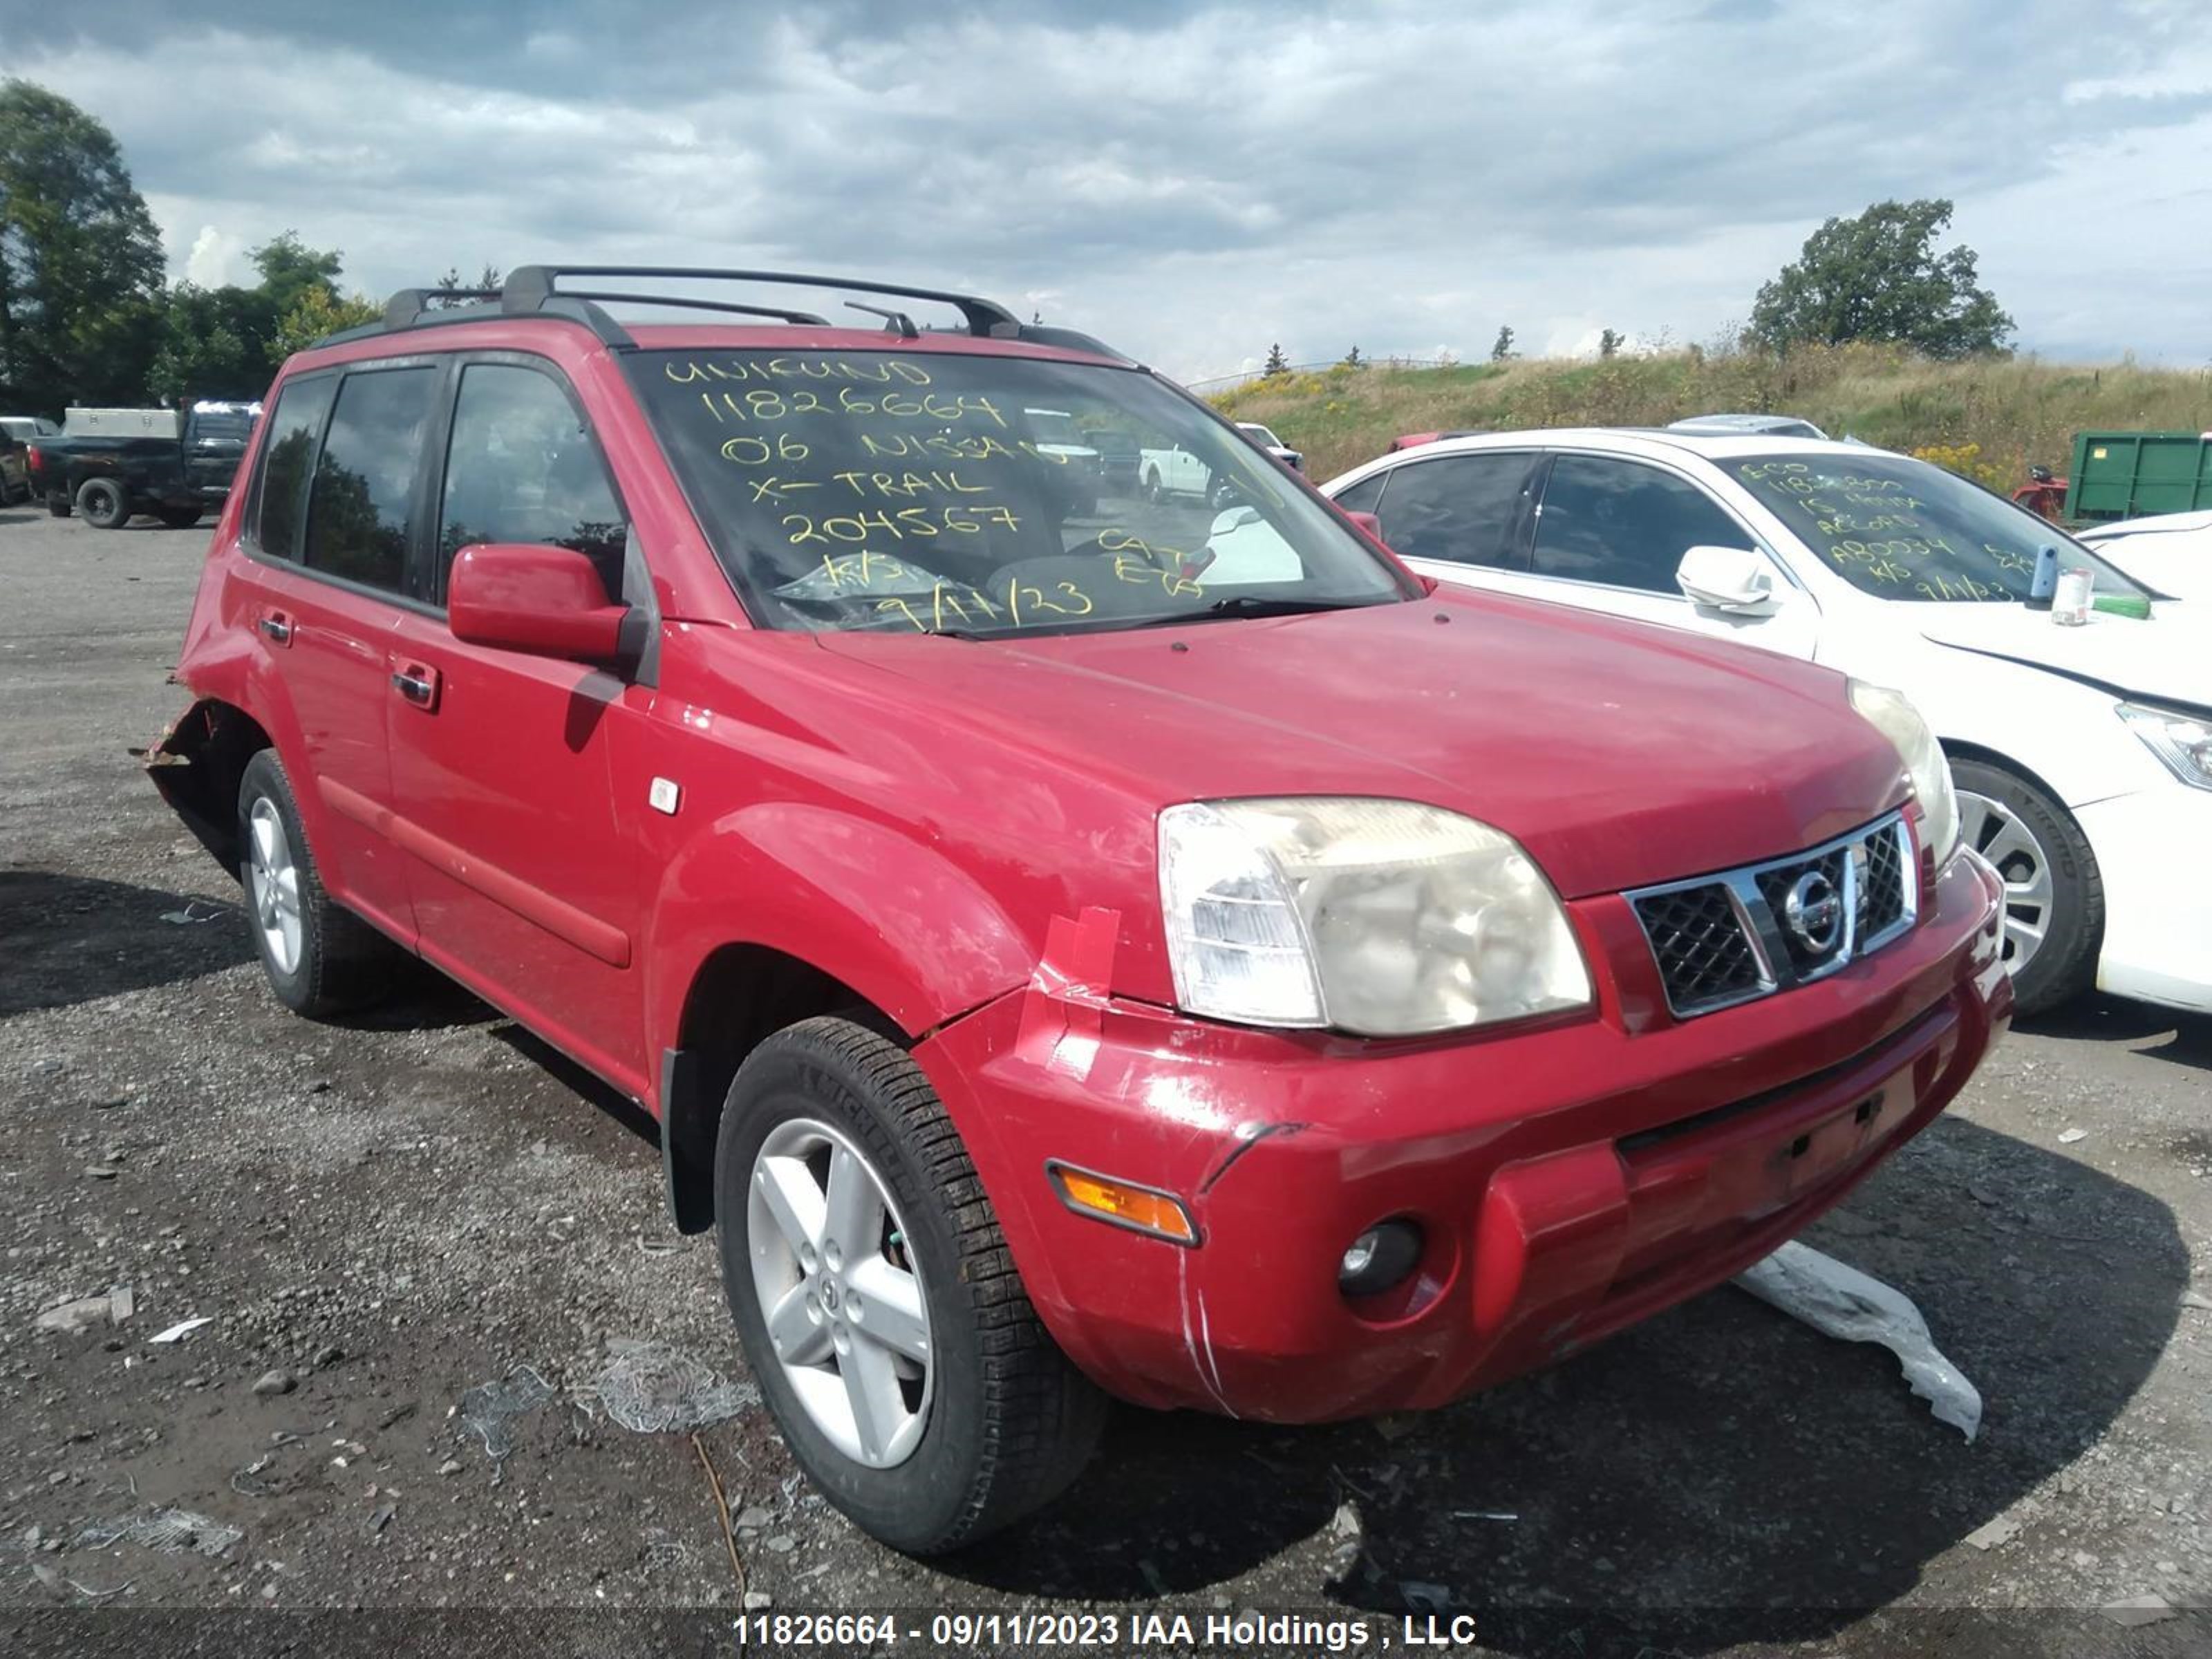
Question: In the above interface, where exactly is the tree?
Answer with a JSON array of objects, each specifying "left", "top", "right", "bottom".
[
  {"left": 1342, "top": 344, "right": 1364, "bottom": 368},
  {"left": 1490, "top": 326, "right": 1515, "bottom": 362},
  {"left": 1262, "top": 342, "right": 1288, "bottom": 376},
  {"left": 1750, "top": 198, "right": 2013, "bottom": 359},
  {"left": 250, "top": 232, "right": 344, "bottom": 319},
  {"left": 1598, "top": 328, "right": 1624, "bottom": 359},
  {"left": 0, "top": 80, "right": 167, "bottom": 413},
  {"left": 269, "top": 286, "right": 380, "bottom": 362}
]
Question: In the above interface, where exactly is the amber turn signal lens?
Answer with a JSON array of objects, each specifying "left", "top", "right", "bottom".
[{"left": 1046, "top": 1163, "right": 1198, "bottom": 1246}]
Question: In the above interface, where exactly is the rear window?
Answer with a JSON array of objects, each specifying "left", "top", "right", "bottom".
[
  {"left": 303, "top": 367, "right": 439, "bottom": 592},
  {"left": 253, "top": 376, "right": 337, "bottom": 561}
]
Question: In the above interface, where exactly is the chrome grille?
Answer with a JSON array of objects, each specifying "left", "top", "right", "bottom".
[{"left": 1629, "top": 814, "right": 1918, "bottom": 1019}]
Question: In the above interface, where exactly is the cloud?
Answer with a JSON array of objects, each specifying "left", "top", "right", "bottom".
[
  {"left": 180, "top": 223, "right": 245, "bottom": 288},
  {"left": 8, "top": 1, "right": 2209, "bottom": 376}
]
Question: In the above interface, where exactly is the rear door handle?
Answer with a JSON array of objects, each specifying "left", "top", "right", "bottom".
[{"left": 256, "top": 612, "right": 292, "bottom": 644}]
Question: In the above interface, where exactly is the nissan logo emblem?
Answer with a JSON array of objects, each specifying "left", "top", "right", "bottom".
[{"left": 1783, "top": 870, "right": 1844, "bottom": 953}]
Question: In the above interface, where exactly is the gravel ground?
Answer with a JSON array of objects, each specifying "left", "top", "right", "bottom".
[{"left": 1, "top": 504, "right": 2207, "bottom": 1657}]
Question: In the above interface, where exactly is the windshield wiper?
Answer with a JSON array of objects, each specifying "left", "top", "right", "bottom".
[{"left": 1127, "top": 594, "right": 1385, "bottom": 628}]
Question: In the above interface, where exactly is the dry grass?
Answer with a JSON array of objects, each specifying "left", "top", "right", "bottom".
[{"left": 1210, "top": 344, "right": 2212, "bottom": 484}]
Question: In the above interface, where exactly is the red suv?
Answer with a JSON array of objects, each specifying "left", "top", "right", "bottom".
[{"left": 147, "top": 267, "right": 2011, "bottom": 1553}]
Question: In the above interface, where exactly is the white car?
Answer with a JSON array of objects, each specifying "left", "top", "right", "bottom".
[
  {"left": 1236, "top": 421, "right": 1305, "bottom": 472},
  {"left": 2078, "top": 509, "right": 2211, "bottom": 603},
  {"left": 1324, "top": 429, "right": 2212, "bottom": 1016}
]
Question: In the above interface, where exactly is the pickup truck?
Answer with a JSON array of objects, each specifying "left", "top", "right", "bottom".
[{"left": 30, "top": 401, "right": 261, "bottom": 529}]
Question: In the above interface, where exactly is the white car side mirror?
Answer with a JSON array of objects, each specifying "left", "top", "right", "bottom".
[{"left": 1678, "top": 544, "right": 1779, "bottom": 614}]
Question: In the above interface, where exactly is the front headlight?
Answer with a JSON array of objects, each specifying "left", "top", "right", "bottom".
[
  {"left": 1157, "top": 798, "right": 1592, "bottom": 1036},
  {"left": 1849, "top": 681, "right": 1959, "bottom": 862},
  {"left": 2119, "top": 701, "right": 2212, "bottom": 790}
]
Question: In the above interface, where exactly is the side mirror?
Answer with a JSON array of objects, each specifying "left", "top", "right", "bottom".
[
  {"left": 1676, "top": 544, "right": 1779, "bottom": 614},
  {"left": 449, "top": 543, "right": 632, "bottom": 664},
  {"left": 1347, "top": 509, "right": 1388, "bottom": 547}
]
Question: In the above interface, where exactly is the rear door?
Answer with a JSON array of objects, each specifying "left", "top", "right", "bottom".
[
  {"left": 231, "top": 363, "right": 442, "bottom": 941},
  {"left": 380, "top": 355, "right": 650, "bottom": 1094},
  {"left": 1356, "top": 449, "right": 1541, "bottom": 575}
]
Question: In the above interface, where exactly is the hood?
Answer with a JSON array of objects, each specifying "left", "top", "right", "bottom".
[
  {"left": 2081, "top": 534, "right": 2209, "bottom": 604},
  {"left": 1915, "top": 601, "right": 2209, "bottom": 708},
  {"left": 815, "top": 591, "right": 1908, "bottom": 899}
]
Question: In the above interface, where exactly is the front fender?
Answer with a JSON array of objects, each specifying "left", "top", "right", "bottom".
[{"left": 644, "top": 801, "right": 1039, "bottom": 1066}]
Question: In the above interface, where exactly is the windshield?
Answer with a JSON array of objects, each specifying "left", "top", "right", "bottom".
[
  {"left": 1241, "top": 424, "right": 1284, "bottom": 447},
  {"left": 1720, "top": 451, "right": 2146, "bottom": 603},
  {"left": 629, "top": 350, "right": 1405, "bottom": 636}
]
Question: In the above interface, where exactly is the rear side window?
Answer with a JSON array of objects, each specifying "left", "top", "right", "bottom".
[
  {"left": 304, "top": 366, "right": 439, "bottom": 592},
  {"left": 1531, "top": 456, "right": 1754, "bottom": 593},
  {"left": 437, "top": 364, "right": 628, "bottom": 601},
  {"left": 1374, "top": 452, "right": 1535, "bottom": 566},
  {"left": 1331, "top": 472, "right": 1387, "bottom": 516},
  {"left": 253, "top": 376, "right": 337, "bottom": 561}
]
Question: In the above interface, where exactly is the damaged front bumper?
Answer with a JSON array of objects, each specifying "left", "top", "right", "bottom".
[{"left": 915, "top": 850, "right": 2009, "bottom": 1423}]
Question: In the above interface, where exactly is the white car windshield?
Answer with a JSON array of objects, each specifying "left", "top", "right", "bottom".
[{"left": 1720, "top": 452, "right": 2148, "bottom": 603}]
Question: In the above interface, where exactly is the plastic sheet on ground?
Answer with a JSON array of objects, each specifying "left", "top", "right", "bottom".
[
  {"left": 593, "top": 1338, "right": 758, "bottom": 1434},
  {"left": 76, "top": 1508, "right": 243, "bottom": 1557},
  {"left": 458, "top": 1364, "right": 556, "bottom": 1459},
  {"left": 1734, "top": 1239, "right": 1983, "bottom": 1441}
]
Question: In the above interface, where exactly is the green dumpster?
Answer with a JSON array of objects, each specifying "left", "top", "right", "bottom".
[{"left": 2065, "top": 430, "right": 2212, "bottom": 522}]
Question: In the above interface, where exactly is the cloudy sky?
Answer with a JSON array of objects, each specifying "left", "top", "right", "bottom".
[{"left": 7, "top": 0, "right": 2209, "bottom": 380}]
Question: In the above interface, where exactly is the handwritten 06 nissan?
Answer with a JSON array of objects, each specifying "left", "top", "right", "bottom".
[{"left": 146, "top": 268, "right": 2009, "bottom": 1554}]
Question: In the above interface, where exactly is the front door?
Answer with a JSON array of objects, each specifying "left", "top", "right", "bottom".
[
  {"left": 381, "top": 357, "right": 650, "bottom": 1095},
  {"left": 1491, "top": 453, "right": 1821, "bottom": 659}
]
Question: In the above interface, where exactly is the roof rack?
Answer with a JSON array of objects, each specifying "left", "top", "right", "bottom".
[{"left": 319, "top": 265, "right": 1133, "bottom": 363}]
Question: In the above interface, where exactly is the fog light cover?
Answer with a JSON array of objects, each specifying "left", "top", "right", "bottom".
[{"left": 1338, "top": 1219, "right": 1423, "bottom": 1297}]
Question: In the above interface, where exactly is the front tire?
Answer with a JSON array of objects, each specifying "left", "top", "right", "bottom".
[
  {"left": 1952, "top": 757, "right": 2102, "bottom": 1015},
  {"left": 715, "top": 1017, "right": 1106, "bottom": 1554},
  {"left": 75, "top": 478, "right": 131, "bottom": 529},
  {"left": 236, "top": 750, "right": 395, "bottom": 1016},
  {"left": 158, "top": 504, "right": 203, "bottom": 529}
]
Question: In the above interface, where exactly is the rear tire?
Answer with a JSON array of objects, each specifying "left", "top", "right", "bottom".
[
  {"left": 1951, "top": 757, "right": 2101, "bottom": 1015},
  {"left": 75, "top": 478, "right": 130, "bottom": 529},
  {"left": 236, "top": 750, "right": 395, "bottom": 1016},
  {"left": 714, "top": 1017, "right": 1106, "bottom": 1554}
]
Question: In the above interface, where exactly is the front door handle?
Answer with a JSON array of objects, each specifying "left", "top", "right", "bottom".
[
  {"left": 389, "top": 669, "right": 441, "bottom": 712},
  {"left": 257, "top": 612, "right": 292, "bottom": 644}
]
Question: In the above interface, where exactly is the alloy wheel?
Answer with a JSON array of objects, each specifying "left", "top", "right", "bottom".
[
  {"left": 246, "top": 797, "right": 303, "bottom": 975},
  {"left": 1958, "top": 788, "right": 2053, "bottom": 977},
  {"left": 747, "top": 1117, "right": 932, "bottom": 1468}
]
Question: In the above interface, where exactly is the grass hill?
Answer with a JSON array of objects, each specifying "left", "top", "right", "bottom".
[{"left": 1206, "top": 342, "right": 2212, "bottom": 489}]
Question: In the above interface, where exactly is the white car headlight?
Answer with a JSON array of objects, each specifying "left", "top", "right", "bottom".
[
  {"left": 1850, "top": 681, "right": 1959, "bottom": 862},
  {"left": 2119, "top": 701, "right": 2212, "bottom": 791},
  {"left": 1157, "top": 798, "right": 1591, "bottom": 1036}
]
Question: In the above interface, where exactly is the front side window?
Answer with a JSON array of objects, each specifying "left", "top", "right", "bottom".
[
  {"left": 438, "top": 364, "right": 628, "bottom": 601},
  {"left": 1718, "top": 451, "right": 2148, "bottom": 603},
  {"left": 254, "top": 375, "right": 337, "bottom": 561},
  {"left": 624, "top": 350, "right": 1408, "bottom": 635},
  {"left": 1373, "top": 452, "right": 1535, "bottom": 568},
  {"left": 1530, "top": 455, "right": 1755, "bottom": 594},
  {"left": 304, "top": 366, "right": 439, "bottom": 593}
]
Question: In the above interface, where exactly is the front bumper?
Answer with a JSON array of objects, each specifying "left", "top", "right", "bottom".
[
  {"left": 2079, "top": 785, "right": 2212, "bottom": 1014},
  {"left": 917, "top": 850, "right": 2008, "bottom": 1422}
]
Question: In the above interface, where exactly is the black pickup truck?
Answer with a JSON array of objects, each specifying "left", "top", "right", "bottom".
[{"left": 29, "top": 401, "right": 261, "bottom": 529}]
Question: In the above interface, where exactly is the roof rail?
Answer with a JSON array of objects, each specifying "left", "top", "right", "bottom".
[
  {"left": 322, "top": 265, "right": 1134, "bottom": 363},
  {"left": 502, "top": 265, "right": 1023, "bottom": 339}
]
